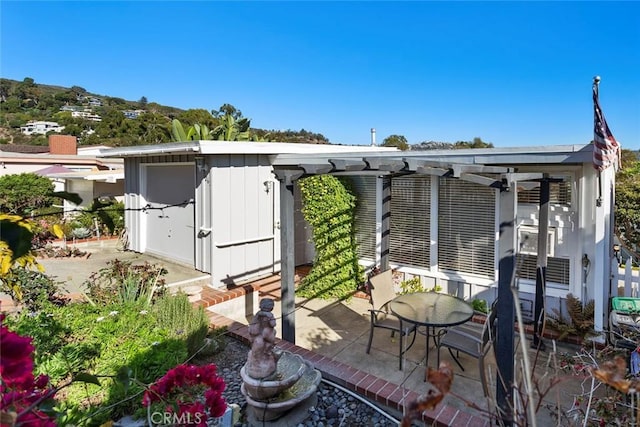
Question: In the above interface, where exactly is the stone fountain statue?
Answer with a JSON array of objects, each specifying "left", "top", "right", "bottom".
[
  {"left": 245, "top": 298, "right": 281, "bottom": 378},
  {"left": 240, "top": 298, "right": 321, "bottom": 425}
]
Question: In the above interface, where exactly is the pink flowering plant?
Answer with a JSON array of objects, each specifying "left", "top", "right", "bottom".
[
  {"left": 142, "top": 364, "right": 227, "bottom": 426},
  {"left": 1, "top": 314, "right": 57, "bottom": 427},
  {"left": 2, "top": 313, "right": 228, "bottom": 427}
]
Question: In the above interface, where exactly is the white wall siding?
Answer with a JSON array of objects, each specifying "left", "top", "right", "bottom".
[
  {"left": 195, "top": 157, "right": 213, "bottom": 273},
  {"left": 124, "top": 158, "right": 142, "bottom": 252},
  {"left": 210, "top": 154, "right": 277, "bottom": 287}
]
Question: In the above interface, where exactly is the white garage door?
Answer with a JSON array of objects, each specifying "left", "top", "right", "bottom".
[{"left": 144, "top": 164, "right": 195, "bottom": 265}]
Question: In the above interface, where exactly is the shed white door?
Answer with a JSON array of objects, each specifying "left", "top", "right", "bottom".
[{"left": 144, "top": 164, "right": 195, "bottom": 265}]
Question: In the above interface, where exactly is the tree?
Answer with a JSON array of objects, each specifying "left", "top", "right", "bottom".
[
  {"left": 382, "top": 134, "right": 409, "bottom": 151},
  {"left": 264, "top": 129, "right": 327, "bottom": 144},
  {"left": 454, "top": 137, "right": 493, "bottom": 149},
  {"left": 0, "top": 173, "right": 80, "bottom": 216},
  {"left": 0, "top": 173, "right": 56, "bottom": 215},
  {"left": 138, "top": 96, "right": 148, "bottom": 108},
  {"left": 104, "top": 96, "right": 128, "bottom": 108},
  {"left": 70, "top": 85, "right": 87, "bottom": 95},
  {"left": 615, "top": 149, "right": 640, "bottom": 254},
  {"left": 620, "top": 149, "right": 639, "bottom": 170},
  {"left": 21, "top": 77, "right": 35, "bottom": 87},
  {"left": 0, "top": 79, "right": 10, "bottom": 102},
  {"left": 54, "top": 90, "right": 77, "bottom": 104},
  {"left": 213, "top": 113, "right": 251, "bottom": 141},
  {"left": 175, "top": 109, "right": 216, "bottom": 129},
  {"left": 137, "top": 112, "right": 170, "bottom": 144},
  {"left": 15, "top": 77, "right": 40, "bottom": 106},
  {"left": 411, "top": 141, "right": 454, "bottom": 151},
  {"left": 212, "top": 104, "right": 242, "bottom": 120},
  {"left": 95, "top": 109, "right": 127, "bottom": 138}
]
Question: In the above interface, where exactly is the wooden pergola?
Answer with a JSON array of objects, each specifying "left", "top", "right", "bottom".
[{"left": 271, "top": 151, "right": 555, "bottom": 423}]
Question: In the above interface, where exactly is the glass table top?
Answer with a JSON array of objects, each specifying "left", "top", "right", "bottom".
[{"left": 389, "top": 292, "right": 474, "bottom": 327}]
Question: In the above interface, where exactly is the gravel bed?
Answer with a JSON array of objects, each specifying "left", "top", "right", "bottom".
[{"left": 208, "top": 336, "right": 401, "bottom": 427}]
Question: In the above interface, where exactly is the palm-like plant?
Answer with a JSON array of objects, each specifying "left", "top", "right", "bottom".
[
  {"left": 171, "top": 106, "right": 260, "bottom": 142},
  {"left": 171, "top": 119, "right": 188, "bottom": 142},
  {"left": 171, "top": 120, "right": 213, "bottom": 142},
  {"left": 189, "top": 123, "right": 212, "bottom": 140},
  {"left": 212, "top": 113, "right": 251, "bottom": 141}
]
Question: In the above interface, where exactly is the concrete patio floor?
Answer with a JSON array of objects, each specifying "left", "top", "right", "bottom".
[{"left": 207, "top": 278, "right": 589, "bottom": 426}]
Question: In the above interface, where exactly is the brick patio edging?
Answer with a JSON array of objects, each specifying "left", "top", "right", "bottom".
[{"left": 196, "top": 288, "right": 490, "bottom": 427}]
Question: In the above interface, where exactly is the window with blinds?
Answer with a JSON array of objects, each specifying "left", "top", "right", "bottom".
[
  {"left": 516, "top": 254, "right": 570, "bottom": 286},
  {"left": 390, "top": 176, "right": 430, "bottom": 269},
  {"left": 348, "top": 176, "right": 377, "bottom": 260},
  {"left": 517, "top": 178, "right": 572, "bottom": 206},
  {"left": 438, "top": 178, "right": 495, "bottom": 277}
]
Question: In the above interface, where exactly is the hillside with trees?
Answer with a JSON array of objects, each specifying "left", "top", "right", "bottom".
[
  {"left": 2, "top": 78, "right": 638, "bottom": 257},
  {"left": 0, "top": 77, "right": 329, "bottom": 147}
]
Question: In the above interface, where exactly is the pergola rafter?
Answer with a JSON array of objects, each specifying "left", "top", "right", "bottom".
[{"left": 273, "top": 152, "right": 548, "bottom": 423}]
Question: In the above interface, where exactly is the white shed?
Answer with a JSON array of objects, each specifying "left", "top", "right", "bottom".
[{"left": 100, "top": 141, "right": 395, "bottom": 287}]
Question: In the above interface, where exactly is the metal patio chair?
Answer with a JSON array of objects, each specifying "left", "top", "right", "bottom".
[
  {"left": 366, "top": 269, "right": 417, "bottom": 370},
  {"left": 437, "top": 300, "right": 498, "bottom": 397}
]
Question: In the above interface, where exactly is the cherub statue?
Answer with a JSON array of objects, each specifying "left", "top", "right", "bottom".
[{"left": 245, "top": 298, "right": 281, "bottom": 379}]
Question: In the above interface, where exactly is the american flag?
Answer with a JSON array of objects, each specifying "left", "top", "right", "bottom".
[{"left": 593, "top": 80, "right": 620, "bottom": 171}]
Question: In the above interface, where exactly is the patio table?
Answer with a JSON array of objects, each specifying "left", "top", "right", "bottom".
[{"left": 390, "top": 292, "right": 474, "bottom": 369}]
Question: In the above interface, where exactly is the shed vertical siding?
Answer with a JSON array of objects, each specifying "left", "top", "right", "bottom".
[
  {"left": 210, "top": 154, "right": 276, "bottom": 287},
  {"left": 142, "top": 163, "right": 195, "bottom": 265},
  {"left": 195, "top": 157, "right": 212, "bottom": 273},
  {"left": 124, "top": 158, "right": 142, "bottom": 252}
]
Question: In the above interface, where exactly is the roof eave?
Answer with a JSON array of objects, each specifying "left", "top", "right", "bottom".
[
  {"left": 271, "top": 143, "right": 594, "bottom": 168},
  {"left": 99, "top": 142, "right": 201, "bottom": 157}
]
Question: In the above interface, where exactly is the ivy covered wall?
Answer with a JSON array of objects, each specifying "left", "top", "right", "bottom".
[{"left": 296, "top": 175, "right": 365, "bottom": 300}]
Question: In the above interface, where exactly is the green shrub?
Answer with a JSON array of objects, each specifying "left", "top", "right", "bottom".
[
  {"left": 472, "top": 298, "right": 489, "bottom": 314},
  {"left": 0, "top": 172, "right": 56, "bottom": 215},
  {"left": 398, "top": 276, "right": 442, "bottom": 294},
  {"left": 31, "top": 207, "right": 64, "bottom": 247},
  {"left": 74, "top": 200, "right": 125, "bottom": 237},
  {"left": 399, "top": 277, "right": 423, "bottom": 294},
  {"left": 74, "top": 210, "right": 96, "bottom": 229},
  {"left": 154, "top": 292, "right": 218, "bottom": 357},
  {"left": 3, "top": 307, "right": 70, "bottom": 368},
  {"left": 0, "top": 266, "right": 67, "bottom": 311},
  {"left": 83, "top": 259, "right": 167, "bottom": 306},
  {"left": 547, "top": 293, "right": 597, "bottom": 340},
  {"left": 97, "top": 200, "right": 124, "bottom": 236}
]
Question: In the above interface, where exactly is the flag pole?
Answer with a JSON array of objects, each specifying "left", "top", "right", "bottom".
[{"left": 594, "top": 76, "right": 603, "bottom": 207}]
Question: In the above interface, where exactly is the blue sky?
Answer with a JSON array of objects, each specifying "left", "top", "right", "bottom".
[{"left": 2, "top": 1, "right": 639, "bottom": 149}]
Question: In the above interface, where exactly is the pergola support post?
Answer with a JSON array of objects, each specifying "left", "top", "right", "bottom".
[
  {"left": 497, "top": 177, "right": 517, "bottom": 425},
  {"left": 533, "top": 176, "right": 550, "bottom": 349},
  {"left": 274, "top": 169, "right": 303, "bottom": 344}
]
